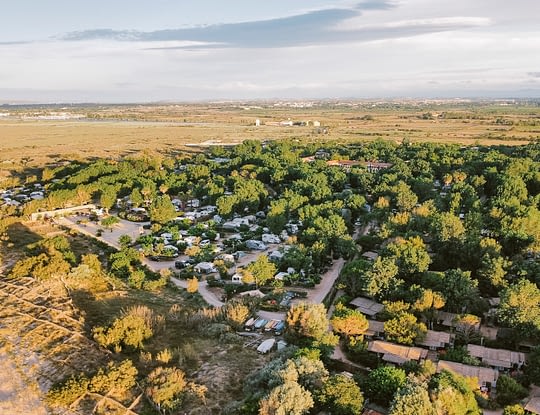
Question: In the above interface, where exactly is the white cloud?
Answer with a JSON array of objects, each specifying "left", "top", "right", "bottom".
[{"left": 1, "top": 0, "right": 539, "bottom": 101}]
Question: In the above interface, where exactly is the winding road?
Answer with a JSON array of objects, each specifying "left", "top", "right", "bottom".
[{"left": 55, "top": 216, "right": 373, "bottom": 318}]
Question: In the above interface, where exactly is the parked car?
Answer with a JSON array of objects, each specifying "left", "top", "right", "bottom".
[
  {"left": 257, "top": 338, "right": 276, "bottom": 354},
  {"left": 273, "top": 320, "right": 286, "bottom": 336},
  {"left": 233, "top": 251, "right": 247, "bottom": 260},
  {"left": 150, "top": 255, "right": 174, "bottom": 262},
  {"left": 254, "top": 318, "right": 268, "bottom": 331},
  {"left": 175, "top": 259, "right": 195, "bottom": 269}
]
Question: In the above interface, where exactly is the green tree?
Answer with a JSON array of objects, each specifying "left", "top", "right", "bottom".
[
  {"left": 393, "top": 180, "right": 418, "bottom": 212},
  {"left": 101, "top": 215, "right": 119, "bottom": 229},
  {"left": 386, "top": 236, "right": 431, "bottom": 277},
  {"left": 99, "top": 185, "right": 117, "bottom": 212},
  {"left": 317, "top": 374, "right": 364, "bottom": 415},
  {"left": 149, "top": 195, "right": 177, "bottom": 224},
  {"left": 389, "top": 380, "right": 434, "bottom": 415},
  {"left": 93, "top": 314, "right": 153, "bottom": 351},
  {"left": 186, "top": 277, "right": 198, "bottom": 293},
  {"left": 430, "top": 370, "right": 480, "bottom": 415},
  {"left": 130, "top": 187, "right": 144, "bottom": 207},
  {"left": 364, "top": 365, "right": 406, "bottom": 405},
  {"left": 525, "top": 346, "right": 540, "bottom": 385},
  {"left": 259, "top": 381, "right": 314, "bottom": 415},
  {"left": 223, "top": 301, "right": 251, "bottom": 329},
  {"left": 439, "top": 269, "right": 480, "bottom": 313},
  {"left": 384, "top": 313, "right": 427, "bottom": 346},
  {"left": 498, "top": 279, "right": 540, "bottom": 337},
  {"left": 496, "top": 375, "right": 528, "bottom": 406},
  {"left": 245, "top": 254, "right": 277, "bottom": 287},
  {"left": 118, "top": 234, "right": 132, "bottom": 249},
  {"left": 287, "top": 302, "right": 338, "bottom": 348}
]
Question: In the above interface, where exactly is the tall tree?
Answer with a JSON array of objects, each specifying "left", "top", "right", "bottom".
[
  {"left": 331, "top": 303, "right": 369, "bottom": 339},
  {"left": 244, "top": 255, "right": 277, "bottom": 287},
  {"left": 259, "top": 381, "right": 314, "bottom": 415},
  {"left": 389, "top": 380, "right": 433, "bottom": 415},
  {"left": 498, "top": 279, "right": 540, "bottom": 337},
  {"left": 149, "top": 195, "right": 177, "bottom": 224},
  {"left": 317, "top": 374, "right": 364, "bottom": 415},
  {"left": 363, "top": 365, "right": 406, "bottom": 405}
]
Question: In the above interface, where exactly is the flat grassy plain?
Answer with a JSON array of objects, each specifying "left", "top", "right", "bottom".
[{"left": 1, "top": 101, "right": 539, "bottom": 169}]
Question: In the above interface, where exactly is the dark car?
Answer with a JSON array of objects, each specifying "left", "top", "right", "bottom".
[
  {"left": 175, "top": 259, "right": 195, "bottom": 269},
  {"left": 150, "top": 255, "right": 175, "bottom": 262}
]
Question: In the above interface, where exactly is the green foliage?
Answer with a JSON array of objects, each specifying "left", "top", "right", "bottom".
[
  {"left": 9, "top": 251, "right": 71, "bottom": 281},
  {"left": 317, "top": 374, "right": 364, "bottom": 415},
  {"left": 118, "top": 234, "right": 132, "bottom": 249},
  {"left": 496, "top": 375, "right": 529, "bottom": 406},
  {"left": 525, "top": 346, "right": 540, "bottom": 385},
  {"left": 363, "top": 365, "right": 406, "bottom": 405},
  {"left": 431, "top": 269, "right": 480, "bottom": 314},
  {"left": 384, "top": 312, "right": 427, "bottom": 346},
  {"left": 430, "top": 370, "right": 481, "bottom": 415},
  {"left": 89, "top": 360, "right": 138, "bottom": 394},
  {"left": 439, "top": 346, "right": 480, "bottom": 366},
  {"left": 498, "top": 279, "right": 540, "bottom": 337},
  {"left": 93, "top": 306, "right": 161, "bottom": 351},
  {"left": 259, "top": 381, "right": 314, "bottom": 415},
  {"left": 503, "top": 404, "right": 525, "bottom": 415},
  {"left": 245, "top": 254, "right": 277, "bottom": 287},
  {"left": 93, "top": 314, "right": 153, "bottom": 351},
  {"left": 101, "top": 215, "right": 120, "bottom": 228},
  {"left": 389, "top": 380, "right": 434, "bottom": 415},
  {"left": 186, "top": 277, "right": 198, "bottom": 293},
  {"left": 386, "top": 236, "right": 431, "bottom": 277},
  {"left": 287, "top": 302, "right": 338, "bottom": 348},
  {"left": 223, "top": 300, "right": 251, "bottom": 329},
  {"left": 149, "top": 195, "right": 177, "bottom": 224},
  {"left": 46, "top": 360, "right": 138, "bottom": 407}
]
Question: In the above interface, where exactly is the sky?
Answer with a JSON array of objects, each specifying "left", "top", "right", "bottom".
[{"left": 1, "top": 0, "right": 539, "bottom": 103}]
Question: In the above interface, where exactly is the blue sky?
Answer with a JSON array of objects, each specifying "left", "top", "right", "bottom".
[{"left": 1, "top": 0, "right": 539, "bottom": 102}]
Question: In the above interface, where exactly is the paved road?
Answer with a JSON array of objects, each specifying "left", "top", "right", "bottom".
[{"left": 56, "top": 216, "right": 367, "bottom": 316}]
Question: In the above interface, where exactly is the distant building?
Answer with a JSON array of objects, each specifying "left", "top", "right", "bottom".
[{"left": 363, "top": 161, "right": 393, "bottom": 173}]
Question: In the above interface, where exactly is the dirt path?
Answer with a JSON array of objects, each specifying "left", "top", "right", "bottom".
[{"left": 0, "top": 350, "right": 47, "bottom": 415}]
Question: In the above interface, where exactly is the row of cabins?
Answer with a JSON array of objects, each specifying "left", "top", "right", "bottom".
[{"left": 350, "top": 297, "right": 528, "bottom": 390}]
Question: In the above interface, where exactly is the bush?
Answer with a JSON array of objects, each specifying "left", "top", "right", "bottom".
[
  {"left": 496, "top": 375, "right": 528, "bottom": 406},
  {"left": 46, "top": 375, "right": 89, "bottom": 407},
  {"left": 92, "top": 306, "right": 163, "bottom": 351}
]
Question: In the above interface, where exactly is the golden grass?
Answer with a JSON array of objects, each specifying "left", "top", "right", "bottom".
[{"left": 0, "top": 103, "right": 538, "bottom": 169}]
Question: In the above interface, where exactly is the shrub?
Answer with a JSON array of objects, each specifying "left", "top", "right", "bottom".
[
  {"left": 496, "top": 375, "right": 528, "bottom": 406},
  {"left": 46, "top": 374, "right": 89, "bottom": 407}
]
